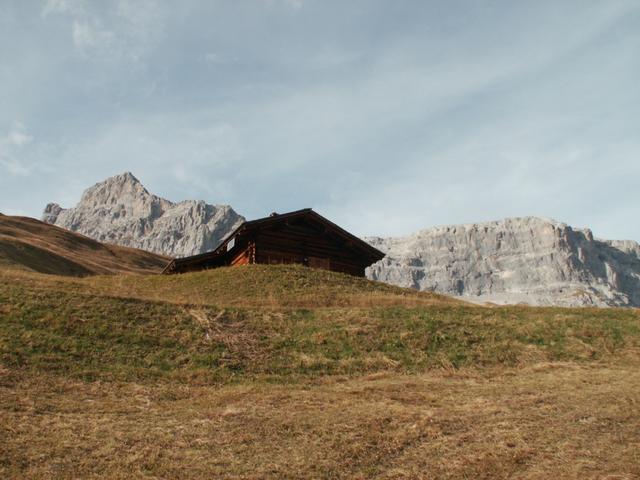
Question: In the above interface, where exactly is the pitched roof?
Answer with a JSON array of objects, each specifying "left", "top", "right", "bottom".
[{"left": 162, "top": 208, "right": 384, "bottom": 273}]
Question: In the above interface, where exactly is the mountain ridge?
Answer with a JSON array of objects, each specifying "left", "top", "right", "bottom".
[
  {"left": 366, "top": 216, "right": 640, "bottom": 307},
  {"left": 43, "top": 172, "right": 245, "bottom": 257}
]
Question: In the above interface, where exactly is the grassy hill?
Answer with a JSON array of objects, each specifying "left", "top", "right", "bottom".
[
  {"left": 0, "top": 214, "right": 168, "bottom": 275},
  {"left": 1, "top": 264, "right": 639, "bottom": 383},
  {"left": 1, "top": 262, "right": 640, "bottom": 477}
]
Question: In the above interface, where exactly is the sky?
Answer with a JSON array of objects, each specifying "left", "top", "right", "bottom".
[{"left": 1, "top": 0, "right": 639, "bottom": 240}]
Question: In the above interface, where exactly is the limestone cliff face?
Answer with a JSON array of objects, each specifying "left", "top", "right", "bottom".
[
  {"left": 42, "top": 172, "right": 244, "bottom": 257},
  {"left": 366, "top": 217, "right": 640, "bottom": 307}
]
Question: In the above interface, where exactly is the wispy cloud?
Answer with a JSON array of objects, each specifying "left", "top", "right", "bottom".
[
  {"left": 263, "top": 0, "right": 305, "bottom": 10},
  {"left": 0, "top": 123, "right": 33, "bottom": 176},
  {"left": 42, "top": 0, "right": 166, "bottom": 61},
  {"left": 42, "top": 0, "right": 83, "bottom": 16}
]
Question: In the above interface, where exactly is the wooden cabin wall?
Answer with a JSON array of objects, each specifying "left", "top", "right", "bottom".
[
  {"left": 167, "top": 218, "right": 379, "bottom": 278},
  {"left": 230, "top": 247, "right": 251, "bottom": 266},
  {"left": 253, "top": 224, "right": 369, "bottom": 276},
  {"left": 229, "top": 241, "right": 255, "bottom": 266},
  {"left": 170, "top": 243, "right": 251, "bottom": 273},
  {"left": 173, "top": 256, "right": 227, "bottom": 273}
]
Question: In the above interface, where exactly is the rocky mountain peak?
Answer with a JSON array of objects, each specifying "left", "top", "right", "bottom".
[
  {"left": 42, "top": 173, "right": 245, "bottom": 257},
  {"left": 87, "top": 171, "right": 144, "bottom": 192},
  {"left": 79, "top": 172, "right": 156, "bottom": 209}
]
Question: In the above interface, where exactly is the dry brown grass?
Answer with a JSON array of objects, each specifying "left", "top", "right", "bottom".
[
  {"left": 0, "top": 264, "right": 459, "bottom": 309},
  {"left": 0, "top": 215, "right": 168, "bottom": 276},
  {"left": 1, "top": 362, "right": 639, "bottom": 479},
  {"left": 2, "top": 264, "right": 640, "bottom": 478}
]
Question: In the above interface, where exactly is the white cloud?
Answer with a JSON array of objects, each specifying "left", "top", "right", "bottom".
[
  {"left": 264, "top": 0, "right": 304, "bottom": 9},
  {"left": 43, "top": 0, "right": 165, "bottom": 62},
  {"left": 284, "top": 0, "right": 304, "bottom": 9},
  {"left": 71, "top": 20, "right": 93, "bottom": 48},
  {"left": 7, "top": 130, "right": 33, "bottom": 147},
  {"left": 0, "top": 123, "right": 34, "bottom": 176},
  {"left": 72, "top": 19, "right": 114, "bottom": 52},
  {"left": 42, "top": 0, "right": 84, "bottom": 16},
  {"left": 203, "top": 52, "right": 238, "bottom": 65}
]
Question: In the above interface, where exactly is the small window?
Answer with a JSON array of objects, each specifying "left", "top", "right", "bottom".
[{"left": 227, "top": 237, "right": 236, "bottom": 251}]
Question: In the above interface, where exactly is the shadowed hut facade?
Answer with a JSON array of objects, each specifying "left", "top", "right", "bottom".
[{"left": 162, "top": 209, "right": 385, "bottom": 277}]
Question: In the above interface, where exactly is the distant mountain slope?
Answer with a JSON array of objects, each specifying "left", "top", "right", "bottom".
[
  {"left": 42, "top": 172, "right": 245, "bottom": 257},
  {"left": 0, "top": 214, "right": 168, "bottom": 276},
  {"left": 366, "top": 217, "right": 640, "bottom": 307}
]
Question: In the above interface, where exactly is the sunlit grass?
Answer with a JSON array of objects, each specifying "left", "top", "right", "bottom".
[{"left": 1, "top": 264, "right": 639, "bottom": 478}]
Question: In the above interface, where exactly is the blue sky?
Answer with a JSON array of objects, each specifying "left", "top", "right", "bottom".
[{"left": 1, "top": 0, "right": 639, "bottom": 239}]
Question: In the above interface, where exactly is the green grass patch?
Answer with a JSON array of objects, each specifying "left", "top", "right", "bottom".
[{"left": 2, "top": 268, "right": 639, "bottom": 384}]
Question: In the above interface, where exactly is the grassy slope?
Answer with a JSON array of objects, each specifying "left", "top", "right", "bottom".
[
  {"left": 1, "top": 265, "right": 638, "bottom": 383},
  {"left": 1, "top": 264, "right": 640, "bottom": 478},
  {"left": 0, "top": 214, "right": 169, "bottom": 275}
]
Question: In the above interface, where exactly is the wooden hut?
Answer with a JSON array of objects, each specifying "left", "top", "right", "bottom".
[{"left": 162, "top": 208, "right": 385, "bottom": 277}]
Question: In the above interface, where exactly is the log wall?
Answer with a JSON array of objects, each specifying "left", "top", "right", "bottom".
[{"left": 252, "top": 223, "right": 368, "bottom": 276}]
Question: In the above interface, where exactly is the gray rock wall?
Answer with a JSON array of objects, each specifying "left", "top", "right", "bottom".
[
  {"left": 366, "top": 217, "right": 640, "bottom": 307},
  {"left": 42, "top": 172, "right": 244, "bottom": 258}
]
